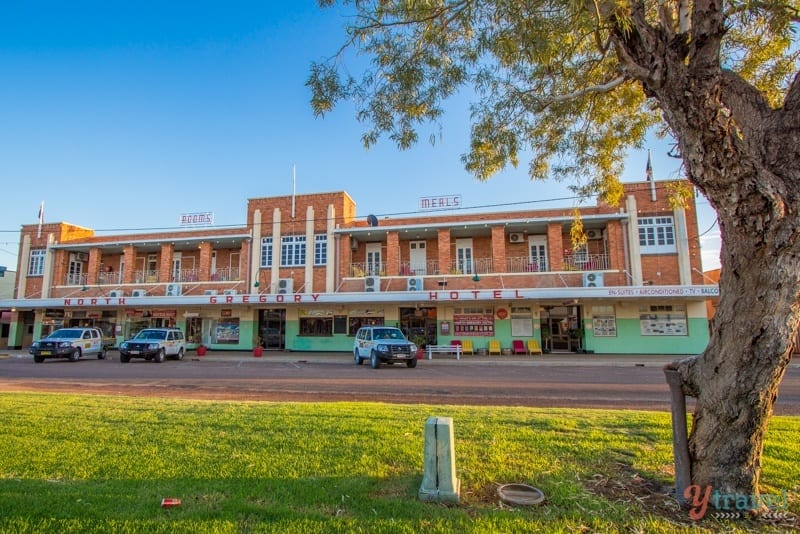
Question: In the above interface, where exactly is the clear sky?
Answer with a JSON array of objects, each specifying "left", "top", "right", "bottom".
[{"left": 0, "top": 1, "right": 721, "bottom": 274}]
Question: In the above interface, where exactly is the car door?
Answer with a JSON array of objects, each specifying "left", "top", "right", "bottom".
[
  {"left": 90, "top": 329, "right": 101, "bottom": 354},
  {"left": 166, "top": 331, "right": 177, "bottom": 355}
]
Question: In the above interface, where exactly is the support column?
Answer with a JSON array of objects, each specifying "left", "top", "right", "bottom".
[
  {"left": 626, "top": 195, "right": 643, "bottom": 285},
  {"left": 251, "top": 209, "right": 262, "bottom": 293},
  {"left": 270, "top": 208, "right": 282, "bottom": 293},
  {"left": 491, "top": 226, "right": 505, "bottom": 274},
  {"left": 304, "top": 205, "right": 315, "bottom": 293},
  {"left": 122, "top": 245, "right": 136, "bottom": 284},
  {"left": 674, "top": 207, "right": 692, "bottom": 285},
  {"left": 385, "top": 231, "right": 399, "bottom": 276},
  {"left": 326, "top": 205, "right": 336, "bottom": 293},
  {"left": 546, "top": 223, "right": 563, "bottom": 271},
  {"left": 437, "top": 229, "right": 451, "bottom": 275}
]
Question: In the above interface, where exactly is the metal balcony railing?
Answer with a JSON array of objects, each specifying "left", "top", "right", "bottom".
[
  {"left": 447, "top": 258, "right": 492, "bottom": 275},
  {"left": 134, "top": 270, "right": 159, "bottom": 283},
  {"left": 97, "top": 271, "right": 122, "bottom": 285},
  {"left": 506, "top": 256, "right": 550, "bottom": 273},
  {"left": 65, "top": 273, "right": 88, "bottom": 286},
  {"left": 172, "top": 269, "right": 199, "bottom": 282},
  {"left": 562, "top": 253, "right": 609, "bottom": 271},
  {"left": 211, "top": 267, "right": 241, "bottom": 281},
  {"left": 350, "top": 262, "right": 386, "bottom": 277}
]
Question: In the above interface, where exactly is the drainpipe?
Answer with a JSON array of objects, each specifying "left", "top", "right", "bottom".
[{"left": 664, "top": 368, "right": 691, "bottom": 506}]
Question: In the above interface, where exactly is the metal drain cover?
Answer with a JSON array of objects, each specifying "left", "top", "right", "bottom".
[{"left": 497, "top": 483, "right": 545, "bottom": 506}]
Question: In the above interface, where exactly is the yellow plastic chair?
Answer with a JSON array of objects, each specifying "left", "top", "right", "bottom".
[
  {"left": 527, "top": 339, "right": 543, "bottom": 355},
  {"left": 488, "top": 339, "right": 501, "bottom": 355},
  {"left": 461, "top": 340, "right": 474, "bottom": 355}
]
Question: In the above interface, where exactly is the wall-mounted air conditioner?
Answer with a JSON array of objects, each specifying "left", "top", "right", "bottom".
[
  {"left": 277, "top": 278, "right": 293, "bottom": 294},
  {"left": 582, "top": 272, "right": 604, "bottom": 287},
  {"left": 508, "top": 233, "right": 525, "bottom": 243},
  {"left": 166, "top": 283, "right": 182, "bottom": 297},
  {"left": 75, "top": 252, "right": 89, "bottom": 262},
  {"left": 222, "top": 289, "right": 237, "bottom": 296},
  {"left": 204, "top": 289, "right": 218, "bottom": 295},
  {"left": 586, "top": 229, "right": 605, "bottom": 240},
  {"left": 131, "top": 289, "right": 147, "bottom": 297},
  {"left": 365, "top": 275, "right": 380, "bottom": 292},
  {"left": 109, "top": 290, "right": 124, "bottom": 298},
  {"left": 407, "top": 277, "right": 424, "bottom": 291}
]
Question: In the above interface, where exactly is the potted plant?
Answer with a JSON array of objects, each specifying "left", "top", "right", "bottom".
[
  {"left": 411, "top": 335, "right": 427, "bottom": 359},
  {"left": 196, "top": 344, "right": 207, "bottom": 356},
  {"left": 253, "top": 336, "right": 263, "bottom": 357}
]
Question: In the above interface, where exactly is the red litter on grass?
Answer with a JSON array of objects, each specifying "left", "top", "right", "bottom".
[{"left": 161, "top": 498, "right": 182, "bottom": 507}]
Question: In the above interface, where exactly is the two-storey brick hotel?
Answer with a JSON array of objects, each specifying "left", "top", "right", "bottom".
[{"left": 0, "top": 180, "right": 718, "bottom": 355}]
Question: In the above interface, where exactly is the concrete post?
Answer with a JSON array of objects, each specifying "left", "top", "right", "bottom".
[
  {"left": 664, "top": 368, "right": 691, "bottom": 506},
  {"left": 419, "top": 416, "right": 460, "bottom": 503}
]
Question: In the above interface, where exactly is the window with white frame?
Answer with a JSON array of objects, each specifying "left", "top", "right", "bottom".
[
  {"left": 281, "top": 235, "right": 306, "bottom": 267},
  {"left": 638, "top": 216, "right": 676, "bottom": 253},
  {"left": 260, "top": 237, "right": 273, "bottom": 268},
  {"left": 28, "top": 249, "right": 45, "bottom": 276},
  {"left": 314, "top": 234, "right": 327, "bottom": 266}
]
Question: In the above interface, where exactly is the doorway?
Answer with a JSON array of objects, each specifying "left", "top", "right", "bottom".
[
  {"left": 540, "top": 305, "right": 583, "bottom": 352},
  {"left": 258, "top": 308, "right": 286, "bottom": 350},
  {"left": 399, "top": 307, "right": 437, "bottom": 345}
]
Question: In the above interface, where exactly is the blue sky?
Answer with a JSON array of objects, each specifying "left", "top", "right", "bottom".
[{"left": 0, "top": 1, "right": 720, "bottom": 273}]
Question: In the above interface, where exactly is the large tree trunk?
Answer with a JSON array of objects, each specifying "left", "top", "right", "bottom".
[{"left": 613, "top": 1, "right": 800, "bottom": 502}]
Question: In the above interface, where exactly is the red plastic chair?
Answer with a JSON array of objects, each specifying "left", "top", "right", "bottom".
[{"left": 512, "top": 340, "right": 526, "bottom": 354}]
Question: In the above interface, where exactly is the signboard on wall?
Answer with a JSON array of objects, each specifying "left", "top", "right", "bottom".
[
  {"left": 179, "top": 212, "right": 214, "bottom": 226},
  {"left": 419, "top": 195, "right": 462, "bottom": 210}
]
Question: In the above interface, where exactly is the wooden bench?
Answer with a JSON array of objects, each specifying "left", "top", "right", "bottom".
[{"left": 426, "top": 345, "right": 461, "bottom": 360}]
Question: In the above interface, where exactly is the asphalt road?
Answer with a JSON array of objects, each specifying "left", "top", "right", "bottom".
[{"left": 2, "top": 351, "right": 799, "bottom": 414}]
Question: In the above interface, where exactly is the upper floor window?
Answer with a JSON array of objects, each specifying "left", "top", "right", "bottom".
[
  {"left": 260, "top": 237, "right": 273, "bottom": 268},
  {"left": 281, "top": 235, "right": 306, "bottom": 267},
  {"left": 314, "top": 234, "right": 327, "bottom": 266},
  {"left": 638, "top": 216, "right": 676, "bottom": 254},
  {"left": 28, "top": 249, "right": 45, "bottom": 276}
]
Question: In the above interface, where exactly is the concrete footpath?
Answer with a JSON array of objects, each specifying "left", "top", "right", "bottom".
[
  {"left": 2, "top": 349, "right": 796, "bottom": 368},
  {"left": 0, "top": 348, "right": 688, "bottom": 367}
]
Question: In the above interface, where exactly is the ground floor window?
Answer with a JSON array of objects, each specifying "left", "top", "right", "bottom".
[
  {"left": 348, "top": 309, "right": 385, "bottom": 336},
  {"left": 186, "top": 317, "right": 203, "bottom": 344},
  {"left": 591, "top": 305, "right": 617, "bottom": 337},
  {"left": 212, "top": 318, "right": 240, "bottom": 344},
  {"left": 299, "top": 309, "right": 333, "bottom": 336},
  {"left": 639, "top": 304, "right": 687, "bottom": 336}
]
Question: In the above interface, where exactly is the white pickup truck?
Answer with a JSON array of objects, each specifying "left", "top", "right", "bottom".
[{"left": 30, "top": 327, "right": 107, "bottom": 363}]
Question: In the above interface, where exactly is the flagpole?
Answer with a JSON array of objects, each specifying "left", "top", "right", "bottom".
[
  {"left": 647, "top": 150, "right": 656, "bottom": 202},
  {"left": 37, "top": 201, "right": 44, "bottom": 239},
  {"left": 291, "top": 164, "right": 296, "bottom": 219}
]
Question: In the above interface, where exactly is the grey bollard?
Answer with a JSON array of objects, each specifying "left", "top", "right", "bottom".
[
  {"left": 664, "top": 368, "right": 691, "bottom": 506},
  {"left": 419, "top": 416, "right": 460, "bottom": 503}
]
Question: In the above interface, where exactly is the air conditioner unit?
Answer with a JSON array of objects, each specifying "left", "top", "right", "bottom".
[
  {"left": 508, "top": 233, "right": 525, "bottom": 243},
  {"left": 222, "top": 289, "right": 237, "bottom": 296},
  {"left": 75, "top": 252, "right": 89, "bottom": 262},
  {"left": 586, "top": 229, "right": 604, "bottom": 240},
  {"left": 204, "top": 289, "right": 218, "bottom": 295},
  {"left": 109, "top": 290, "right": 124, "bottom": 298},
  {"left": 131, "top": 289, "right": 147, "bottom": 297},
  {"left": 165, "top": 283, "right": 182, "bottom": 297},
  {"left": 365, "top": 275, "right": 381, "bottom": 292},
  {"left": 582, "top": 272, "right": 604, "bottom": 288},
  {"left": 407, "top": 277, "right": 424, "bottom": 291},
  {"left": 277, "top": 278, "right": 293, "bottom": 294}
]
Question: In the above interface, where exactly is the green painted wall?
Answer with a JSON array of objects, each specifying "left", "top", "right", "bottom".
[{"left": 584, "top": 318, "right": 709, "bottom": 354}]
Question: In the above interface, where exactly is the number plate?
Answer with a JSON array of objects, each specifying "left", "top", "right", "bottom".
[
  {"left": 40, "top": 351, "right": 51, "bottom": 356},
  {"left": 130, "top": 350, "right": 140, "bottom": 355}
]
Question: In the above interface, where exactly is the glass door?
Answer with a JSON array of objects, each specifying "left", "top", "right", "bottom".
[
  {"left": 455, "top": 239, "right": 473, "bottom": 274},
  {"left": 259, "top": 309, "right": 286, "bottom": 350}
]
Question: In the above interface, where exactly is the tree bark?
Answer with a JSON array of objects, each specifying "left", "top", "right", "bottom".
[{"left": 613, "top": 0, "right": 800, "bottom": 503}]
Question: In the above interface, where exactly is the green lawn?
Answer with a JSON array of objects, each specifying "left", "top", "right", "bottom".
[{"left": 0, "top": 392, "right": 796, "bottom": 533}]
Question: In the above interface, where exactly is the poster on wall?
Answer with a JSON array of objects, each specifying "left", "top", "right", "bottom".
[
  {"left": 592, "top": 316, "right": 617, "bottom": 337},
  {"left": 453, "top": 314, "right": 494, "bottom": 336},
  {"left": 214, "top": 319, "right": 240, "bottom": 344},
  {"left": 639, "top": 313, "right": 687, "bottom": 336}
]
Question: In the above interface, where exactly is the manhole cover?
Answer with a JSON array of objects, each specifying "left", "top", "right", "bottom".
[{"left": 497, "top": 483, "right": 545, "bottom": 506}]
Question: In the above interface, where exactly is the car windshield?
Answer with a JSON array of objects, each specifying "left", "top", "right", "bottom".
[
  {"left": 134, "top": 330, "right": 166, "bottom": 340},
  {"left": 47, "top": 329, "right": 82, "bottom": 339},
  {"left": 374, "top": 328, "right": 404, "bottom": 340}
]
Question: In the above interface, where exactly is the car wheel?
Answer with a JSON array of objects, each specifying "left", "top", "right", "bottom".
[
  {"left": 370, "top": 350, "right": 380, "bottom": 369},
  {"left": 175, "top": 348, "right": 184, "bottom": 361},
  {"left": 354, "top": 350, "right": 363, "bottom": 365},
  {"left": 406, "top": 357, "right": 417, "bottom": 368},
  {"left": 120, "top": 354, "right": 130, "bottom": 363},
  {"left": 97, "top": 347, "right": 107, "bottom": 360},
  {"left": 69, "top": 349, "right": 81, "bottom": 362},
  {"left": 155, "top": 348, "right": 165, "bottom": 363},
  {"left": 33, "top": 355, "right": 44, "bottom": 363}
]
